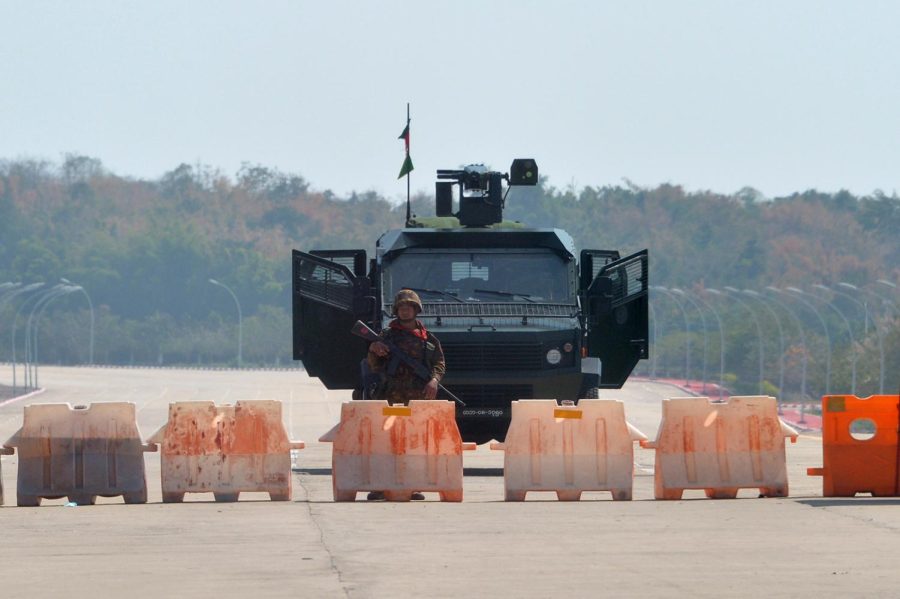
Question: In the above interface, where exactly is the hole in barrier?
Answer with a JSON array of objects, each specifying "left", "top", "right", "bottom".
[{"left": 849, "top": 418, "right": 876, "bottom": 441}]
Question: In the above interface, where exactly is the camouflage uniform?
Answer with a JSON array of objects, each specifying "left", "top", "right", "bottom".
[
  {"left": 366, "top": 290, "right": 446, "bottom": 405},
  {"left": 367, "top": 321, "right": 445, "bottom": 405}
]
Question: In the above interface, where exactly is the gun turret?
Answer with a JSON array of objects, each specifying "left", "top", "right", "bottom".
[{"left": 435, "top": 159, "right": 538, "bottom": 227}]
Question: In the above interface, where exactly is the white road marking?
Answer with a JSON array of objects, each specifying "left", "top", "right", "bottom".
[{"left": 137, "top": 387, "right": 169, "bottom": 414}]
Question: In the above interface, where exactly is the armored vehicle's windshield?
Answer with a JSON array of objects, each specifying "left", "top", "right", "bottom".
[{"left": 383, "top": 250, "right": 573, "bottom": 307}]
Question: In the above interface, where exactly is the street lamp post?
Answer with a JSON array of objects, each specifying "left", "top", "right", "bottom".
[
  {"left": 672, "top": 288, "right": 709, "bottom": 393},
  {"left": 722, "top": 286, "right": 765, "bottom": 395},
  {"left": 29, "top": 285, "right": 78, "bottom": 389},
  {"left": 0, "top": 283, "right": 23, "bottom": 313},
  {"left": 786, "top": 287, "right": 833, "bottom": 396},
  {"left": 24, "top": 285, "right": 67, "bottom": 389},
  {"left": 867, "top": 289, "right": 897, "bottom": 318},
  {"left": 697, "top": 290, "right": 726, "bottom": 400},
  {"left": 8, "top": 283, "right": 46, "bottom": 394},
  {"left": 0, "top": 283, "right": 21, "bottom": 381},
  {"left": 764, "top": 287, "right": 809, "bottom": 402},
  {"left": 60, "top": 278, "right": 94, "bottom": 364},
  {"left": 742, "top": 290, "right": 786, "bottom": 398},
  {"left": 811, "top": 284, "right": 857, "bottom": 396},
  {"left": 209, "top": 279, "right": 242, "bottom": 368},
  {"left": 877, "top": 279, "right": 897, "bottom": 296},
  {"left": 838, "top": 282, "right": 885, "bottom": 394},
  {"left": 651, "top": 286, "right": 691, "bottom": 385}
]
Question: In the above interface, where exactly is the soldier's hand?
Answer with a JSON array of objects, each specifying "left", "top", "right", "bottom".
[
  {"left": 424, "top": 378, "right": 438, "bottom": 400},
  {"left": 369, "top": 341, "right": 390, "bottom": 358}
]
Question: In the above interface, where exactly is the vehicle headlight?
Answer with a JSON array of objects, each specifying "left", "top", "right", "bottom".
[{"left": 546, "top": 348, "right": 562, "bottom": 365}]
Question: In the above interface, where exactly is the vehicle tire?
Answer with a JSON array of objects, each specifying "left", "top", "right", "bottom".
[
  {"left": 334, "top": 489, "right": 357, "bottom": 502},
  {"left": 17, "top": 494, "right": 41, "bottom": 507},
  {"left": 578, "top": 373, "right": 601, "bottom": 399},
  {"left": 458, "top": 421, "right": 506, "bottom": 445},
  {"left": 123, "top": 487, "right": 148, "bottom": 504},
  {"left": 68, "top": 494, "right": 97, "bottom": 506}
]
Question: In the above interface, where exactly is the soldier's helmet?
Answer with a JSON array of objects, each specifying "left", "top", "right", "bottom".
[{"left": 392, "top": 289, "right": 423, "bottom": 315}]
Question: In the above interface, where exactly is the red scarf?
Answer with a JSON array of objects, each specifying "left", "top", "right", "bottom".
[{"left": 390, "top": 319, "right": 428, "bottom": 340}]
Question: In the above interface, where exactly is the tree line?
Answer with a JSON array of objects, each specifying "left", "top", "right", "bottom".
[{"left": 0, "top": 155, "right": 897, "bottom": 398}]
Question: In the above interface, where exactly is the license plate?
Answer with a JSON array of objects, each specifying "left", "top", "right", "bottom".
[{"left": 460, "top": 407, "right": 507, "bottom": 418}]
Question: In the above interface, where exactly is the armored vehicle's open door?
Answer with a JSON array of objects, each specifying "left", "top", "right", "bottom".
[
  {"left": 582, "top": 249, "right": 649, "bottom": 387},
  {"left": 292, "top": 249, "right": 373, "bottom": 389}
]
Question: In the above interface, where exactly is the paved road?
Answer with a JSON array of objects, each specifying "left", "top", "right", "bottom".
[{"left": 0, "top": 367, "right": 898, "bottom": 598}]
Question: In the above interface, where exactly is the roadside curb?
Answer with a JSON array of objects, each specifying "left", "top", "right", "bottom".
[
  {"left": 631, "top": 377, "right": 700, "bottom": 397},
  {"left": 0, "top": 387, "right": 46, "bottom": 408}
]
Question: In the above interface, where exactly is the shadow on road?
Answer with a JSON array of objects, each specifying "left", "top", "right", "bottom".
[{"left": 798, "top": 498, "right": 900, "bottom": 507}]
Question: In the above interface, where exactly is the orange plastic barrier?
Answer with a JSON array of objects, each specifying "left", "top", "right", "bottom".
[
  {"left": 321, "top": 400, "right": 471, "bottom": 502},
  {"left": 807, "top": 394, "right": 900, "bottom": 496},
  {"left": 2, "top": 403, "right": 155, "bottom": 506},
  {"left": 641, "top": 396, "right": 798, "bottom": 500},
  {"left": 147, "top": 400, "right": 304, "bottom": 502},
  {"left": 490, "top": 400, "right": 646, "bottom": 501}
]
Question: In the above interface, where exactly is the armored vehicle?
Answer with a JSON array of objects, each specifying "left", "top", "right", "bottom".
[{"left": 292, "top": 159, "right": 649, "bottom": 443}]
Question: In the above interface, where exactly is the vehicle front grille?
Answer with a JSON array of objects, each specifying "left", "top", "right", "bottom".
[{"left": 442, "top": 344, "right": 543, "bottom": 371}]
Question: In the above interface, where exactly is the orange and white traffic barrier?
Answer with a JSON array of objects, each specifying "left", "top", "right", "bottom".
[
  {"left": 147, "top": 400, "right": 304, "bottom": 503},
  {"left": 641, "top": 396, "right": 797, "bottom": 500},
  {"left": 808, "top": 394, "right": 900, "bottom": 496},
  {"left": 2, "top": 403, "right": 155, "bottom": 506},
  {"left": 491, "top": 399, "right": 646, "bottom": 501},
  {"left": 320, "top": 400, "right": 472, "bottom": 502}
]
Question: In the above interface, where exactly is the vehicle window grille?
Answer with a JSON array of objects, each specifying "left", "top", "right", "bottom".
[
  {"left": 601, "top": 252, "right": 647, "bottom": 307},
  {"left": 418, "top": 303, "right": 577, "bottom": 318},
  {"left": 294, "top": 260, "right": 354, "bottom": 310},
  {"left": 451, "top": 262, "right": 489, "bottom": 281},
  {"left": 591, "top": 256, "right": 616, "bottom": 280},
  {"left": 322, "top": 256, "right": 355, "bottom": 272}
]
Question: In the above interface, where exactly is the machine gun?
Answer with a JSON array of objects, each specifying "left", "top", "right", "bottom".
[
  {"left": 351, "top": 320, "right": 465, "bottom": 406},
  {"left": 434, "top": 158, "right": 538, "bottom": 227}
]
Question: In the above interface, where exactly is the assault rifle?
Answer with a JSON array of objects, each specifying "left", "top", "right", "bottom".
[{"left": 351, "top": 320, "right": 465, "bottom": 406}]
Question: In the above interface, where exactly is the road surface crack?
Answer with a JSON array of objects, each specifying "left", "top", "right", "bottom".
[{"left": 297, "top": 474, "right": 352, "bottom": 598}]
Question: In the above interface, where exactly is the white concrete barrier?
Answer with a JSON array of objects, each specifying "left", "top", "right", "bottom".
[{"left": 491, "top": 399, "right": 646, "bottom": 501}]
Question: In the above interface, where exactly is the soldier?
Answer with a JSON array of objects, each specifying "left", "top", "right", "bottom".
[
  {"left": 366, "top": 289, "right": 446, "bottom": 405},
  {"left": 365, "top": 289, "right": 446, "bottom": 501}
]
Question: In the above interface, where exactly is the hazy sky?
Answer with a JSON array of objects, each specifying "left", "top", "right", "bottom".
[{"left": 2, "top": 1, "right": 899, "bottom": 201}]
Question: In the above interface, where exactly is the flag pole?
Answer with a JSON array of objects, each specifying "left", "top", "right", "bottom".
[{"left": 405, "top": 102, "right": 411, "bottom": 226}]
